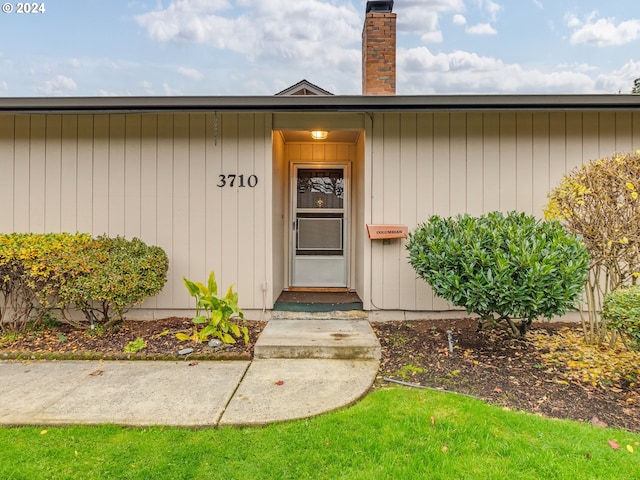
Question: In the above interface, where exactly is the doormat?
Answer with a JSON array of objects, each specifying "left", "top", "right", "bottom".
[{"left": 273, "top": 291, "right": 363, "bottom": 312}]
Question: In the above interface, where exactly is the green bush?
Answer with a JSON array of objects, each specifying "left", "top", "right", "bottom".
[
  {"left": 59, "top": 236, "right": 169, "bottom": 327},
  {"left": 602, "top": 285, "right": 640, "bottom": 350},
  {"left": 0, "top": 234, "right": 168, "bottom": 331},
  {"left": 406, "top": 212, "right": 590, "bottom": 336}
]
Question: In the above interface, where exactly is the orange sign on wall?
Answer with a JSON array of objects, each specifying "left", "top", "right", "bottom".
[{"left": 366, "top": 224, "right": 408, "bottom": 240}]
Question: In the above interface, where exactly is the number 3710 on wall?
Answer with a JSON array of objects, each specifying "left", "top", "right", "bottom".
[{"left": 217, "top": 174, "right": 258, "bottom": 188}]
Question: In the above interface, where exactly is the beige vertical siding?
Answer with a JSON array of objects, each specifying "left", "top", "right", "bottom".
[
  {"left": 0, "top": 115, "right": 14, "bottom": 230},
  {"left": 0, "top": 113, "right": 273, "bottom": 312},
  {"left": 2, "top": 108, "right": 638, "bottom": 314},
  {"left": 368, "top": 110, "right": 640, "bottom": 311}
]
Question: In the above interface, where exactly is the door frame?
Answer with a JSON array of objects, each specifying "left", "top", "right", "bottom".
[{"left": 289, "top": 162, "right": 351, "bottom": 288}]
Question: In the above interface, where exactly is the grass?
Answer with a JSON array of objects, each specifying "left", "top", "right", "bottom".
[{"left": 1, "top": 387, "right": 639, "bottom": 480}]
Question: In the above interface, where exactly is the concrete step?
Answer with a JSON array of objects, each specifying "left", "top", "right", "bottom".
[
  {"left": 254, "top": 319, "right": 381, "bottom": 360},
  {"left": 269, "top": 310, "right": 368, "bottom": 320}
]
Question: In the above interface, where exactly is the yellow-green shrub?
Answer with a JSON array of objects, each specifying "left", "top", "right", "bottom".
[
  {"left": 0, "top": 233, "right": 168, "bottom": 331},
  {"left": 58, "top": 236, "right": 169, "bottom": 327},
  {"left": 546, "top": 150, "right": 640, "bottom": 344},
  {"left": 0, "top": 233, "right": 94, "bottom": 331}
]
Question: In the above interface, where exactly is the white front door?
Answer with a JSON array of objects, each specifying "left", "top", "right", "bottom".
[{"left": 291, "top": 165, "right": 348, "bottom": 287}]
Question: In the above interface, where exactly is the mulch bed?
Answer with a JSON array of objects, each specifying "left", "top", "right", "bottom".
[
  {"left": 373, "top": 318, "right": 640, "bottom": 433},
  {"left": 1, "top": 316, "right": 639, "bottom": 432},
  {"left": 0, "top": 317, "right": 266, "bottom": 361}
]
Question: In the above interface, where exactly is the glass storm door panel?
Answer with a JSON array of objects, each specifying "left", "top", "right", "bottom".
[{"left": 291, "top": 167, "right": 348, "bottom": 287}]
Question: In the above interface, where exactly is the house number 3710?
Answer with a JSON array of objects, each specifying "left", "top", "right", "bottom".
[{"left": 217, "top": 174, "right": 258, "bottom": 188}]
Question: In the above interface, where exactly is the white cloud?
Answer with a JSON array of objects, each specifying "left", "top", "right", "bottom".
[
  {"left": 139, "top": 79, "right": 154, "bottom": 94},
  {"left": 473, "top": 0, "right": 501, "bottom": 22},
  {"left": 389, "top": 1, "right": 465, "bottom": 47},
  {"left": 0, "top": 81, "right": 7, "bottom": 92},
  {"left": 398, "top": 46, "right": 596, "bottom": 94},
  {"left": 98, "top": 89, "right": 127, "bottom": 96},
  {"left": 567, "top": 13, "right": 640, "bottom": 46},
  {"left": 37, "top": 75, "right": 78, "bottom": 95},
  {"left": 177, "top": 66, "right": 204, "bottom": 80},
  {"left": 466, "top": 23, "right": 497, "bottom": 35},
  {"left": 556, "top": 62, "right": 597, "bottom": 73},
  {"left": 135, "top": 0, "right": 362, "bottom": 74},
  {"left": 421, "top": 30, "right": 444, "bottom": 43},
  {"left": 453, "top": 14, "right": 467, "bottom": 26},
  {"left": 162, "top": 82, "right": 182, "bottom": 95},
  {"left": 595, "top": 59, "right": 640, "bottom": 93},
  {"left": 532, "top": 0, "right": 543, "bottom": 9}
]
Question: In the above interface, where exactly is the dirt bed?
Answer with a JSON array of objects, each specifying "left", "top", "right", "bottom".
[{"left": 2, "top": 316, "right": 638, "bottom": 432}]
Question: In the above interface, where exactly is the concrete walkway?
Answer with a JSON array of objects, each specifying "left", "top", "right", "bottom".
[{"left": 0, "top": 319, "right": 380, "bottom": 427}]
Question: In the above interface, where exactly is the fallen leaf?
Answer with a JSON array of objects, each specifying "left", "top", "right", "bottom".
[
  {"left": 188, "top": 361, "right": 199, "bottom": 366},
  {"left": 275, "top": 380, "right": 284, "bottom": 386},
  {"left": 40, "top": 430, "right": 47, "bottom": 435},
  {"left": 89, "top": 370, "right": 104, "bottom": 376},
  {"left": 627, "top": 445, "right": 634, "bottom": 453},
  {"left": 431, "top": 416, "right": 435, "bottom": 426},
  {"left": 590, "top": 416, "right": 608, "bottom": 428},
  {"left": 608, "top": 440, "right": 620, "bottom": 450},
  {"left": 585, "top": 452, "right": 591, "bottom": 459},
  {"left": 442, "top": 445, "right": 448, "bottom": 453}
]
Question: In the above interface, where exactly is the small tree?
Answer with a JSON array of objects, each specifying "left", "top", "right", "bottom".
[
  {"left": 633, "top": 78, "right": 640, "bottom": 94},
  {"left": 545, "top": 151, "right": 640, "bottom": 344},
  {"left": 406, "top": 212, "right": 589, "bottom": 337}
]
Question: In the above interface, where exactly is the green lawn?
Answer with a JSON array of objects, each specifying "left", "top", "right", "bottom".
[{"left": 1, "top": 387, "right": 638, "bottom": 479}]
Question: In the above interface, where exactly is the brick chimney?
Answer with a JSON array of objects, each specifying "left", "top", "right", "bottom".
[{"left": 362, "top": 1, "right": 396, "bottom": 95}]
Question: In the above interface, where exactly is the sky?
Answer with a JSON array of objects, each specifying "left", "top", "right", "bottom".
[{"left": 0, "top": 0, "right": 639, "bottom": 97}]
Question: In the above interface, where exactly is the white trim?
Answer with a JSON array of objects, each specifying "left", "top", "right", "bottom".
[{"left": 290, "top": 162, "right": 351, "bottom": 288}]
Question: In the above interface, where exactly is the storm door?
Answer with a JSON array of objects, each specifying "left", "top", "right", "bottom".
[{"left": 291, "top": 165, "right": 348, "bottom": 287}]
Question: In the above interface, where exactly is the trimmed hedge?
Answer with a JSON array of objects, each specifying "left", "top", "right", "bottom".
[
  {"left": 0, "top": 233, "right": 168, "bottom": 331},
  {"left": 602, "top": 285, "right": 640, "bottom": 350},
  {"left": 406, "top": 212, "right": 590, "bottom": 336}
]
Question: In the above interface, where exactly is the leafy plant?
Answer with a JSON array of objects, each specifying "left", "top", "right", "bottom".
[
  {"left": 546, "top": 150, "right": 640, "bottom": 344},
  {"left": 123, "top": 337, "right": 147, "bottom": 353},
  {"left": 0, "top": 233, "right": 95, "bottom": 331},
  {"left": 178, "top": 271, "right": 248, "bottom": 344},
  {"left": 602, "top": 285, "right": 640, "bottom": 351},
  {"left": 58, "top": 236, "right": 169, "bottom": 328},
  {"left": 0, "top": 234, "right": 168, "bottom": 331},
  {"left": 406, "top": 212, "right": 589, "bottom": 337}
]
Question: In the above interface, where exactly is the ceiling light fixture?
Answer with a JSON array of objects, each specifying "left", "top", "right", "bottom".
[{"left": 310, "top": 130, "right": 328, "bottom": 140}]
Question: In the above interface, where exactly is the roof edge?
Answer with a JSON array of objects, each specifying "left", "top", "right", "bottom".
[{"left": 0, "top": 94, "right": 638, "bottom": 114}]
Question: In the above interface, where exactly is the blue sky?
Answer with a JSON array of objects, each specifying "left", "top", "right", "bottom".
[{"left": 0, "top": 0, "right": 639, "bottom": 96}]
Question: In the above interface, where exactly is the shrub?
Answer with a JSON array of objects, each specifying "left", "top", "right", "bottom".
[
  {"left": 58, "top": 236, "right": 169, "bottom": 327},
  {"left": 179, "top": 270, "right": 248, "bottom": 344},
  {"left": 406, "top": 212, "right": 589, "bottom": 336},
  {"left": 546, "top": 150, "right": 640, "bottom": 344},
  {"left": 0, "top": 234, "right": 168, "bottom": 331},
  {"left": 602, "top": 285, "right": 640, "bottom": 350},
  {"left": 0, "top": 233, "right": 94, "bottom": 331}
]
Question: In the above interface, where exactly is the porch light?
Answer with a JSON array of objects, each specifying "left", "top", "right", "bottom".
[{"left": 310, "top": 130, "right": 328, "bottom": 140}]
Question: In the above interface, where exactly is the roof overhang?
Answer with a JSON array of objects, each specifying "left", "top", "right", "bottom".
[{"left": 0, "top": 94, "right": 639, "bottom": 114}]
